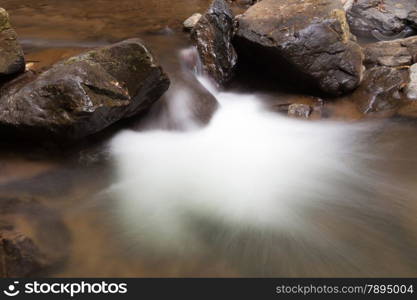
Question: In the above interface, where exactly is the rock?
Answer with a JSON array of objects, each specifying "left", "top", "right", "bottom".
[
  {"left": 183, "top": 13, "right": 202, "bottom": 31},
  {"left": 0, "top": 196, "right": 70, "bottom": 277},
  {"left": 355, "top": 66, "right": 408, "bottom": 114},
  {"left": 406, "top": 63, "right": 417, "bottom": 100},
  {"left": 347, "top": 0, "right": 417, "bottom": 40},
  {"left": 0, "top": 39, "right": 170, "bottom": 140},
  {"left": 0, "top": 8, "right": 25, "bottom": 79},
  {"left": 192, "top": 0, "right": 237, "bottom": 86},
  {"left": 0, "top": 229, "right": 46, "bottom": 278},
  {"left": 364, "top": 36, "right": 417, "bottom": 67},
  {"left": 234, "top": 0, "right": 364, "bottom": 96},
  {"left": 288, "top": 104, "right": 312, "bottom": 119}
]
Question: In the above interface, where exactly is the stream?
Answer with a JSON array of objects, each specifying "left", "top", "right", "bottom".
[{"left": 1, "top": 0, "right": 417, "bottom": 277}]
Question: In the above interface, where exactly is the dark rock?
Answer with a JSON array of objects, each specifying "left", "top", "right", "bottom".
[
  {"left": 0, "top": 8, "right": 25, "bottom": 79},
  {"left": 234, "top": 0, "right": 364, "bottom": 96},
  {"left": 183, "top": 13, "right": 202, "bottom": 31},
  {"left": 364, "top": 36, "right": 417, "bottom": 67},
  {"left": 192, "top": 0, "right": 237, "bottom": 86},
  {"left": 0, "top": 39, "right": 170, "bottom": 140},
  {"left": 347, "top": 0, "right": 417, "bottom": 40},
  {"left": 355, "top": 66, "right": 409, "bottom": 114},
  {"left": 0, "top": 196, "right": 70, "bottom": 277},
  {"left": 0, "top": 229, "right": 46, "bottom": 278},
  {"left": 288, "top": 104, "right": 312, "bottom": 119}
]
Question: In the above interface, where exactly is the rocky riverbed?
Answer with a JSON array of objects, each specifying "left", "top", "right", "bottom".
[{"left": 1, "top": 0, "right": 417, "bottom": 277}]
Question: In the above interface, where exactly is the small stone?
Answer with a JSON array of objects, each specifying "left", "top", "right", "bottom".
[
  {"left": 183, "top": 13, "right": 202, "bottom": 31},
  {"left": 288, "top": 104, "right": 312, "bottom": 119}
]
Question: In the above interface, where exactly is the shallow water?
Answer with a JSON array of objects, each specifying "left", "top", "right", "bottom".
[{"left": 1, "top": 0, "right": 417, "bottom": 277}]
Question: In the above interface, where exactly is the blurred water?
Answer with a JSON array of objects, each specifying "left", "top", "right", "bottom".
[{"left": 0, "top": 0, "right": 417, "bottom": 277}]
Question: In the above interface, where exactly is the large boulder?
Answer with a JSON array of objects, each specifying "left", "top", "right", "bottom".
[
  {"left": 0, "top": 39, "right": 170, "bottom": 140},
  {"left": 355, "top": 66, "right": 409, "bottom": 114},
  {"left": 234, "top": 0, "right": 364, "bottom": 96},
  {"left": 347, "top": 0, "right": 417, "bottom": 40},
  {"left": 192, "top": 0, "right": 237, "bottom": 87},
  {"left": 364, "top": 36, "right": 417, "bottom": 67},
  {"left": 0, "top": 8, "right": 25, "bottom": 79}
]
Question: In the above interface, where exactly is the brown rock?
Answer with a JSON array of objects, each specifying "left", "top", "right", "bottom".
[
  {"left": 234, "top": 0, "right": 364, "bottom": 96},
  {"left": 364, "top": 36, "right": 417, "bottom": 68},
  {"left": 0, "top": 39, "right": 170, "bottom": 140},
  {"left": 355, "top": 66, "right": 409, "bottom": 115},
  {"left": 0, "top": 196, "right": 70, "bottom": 277},
  {"left": 0, "top": 8, "right": 25, "bottom": 78},
  {"left": 192, "top": 0, "right": 237, "bottom": 87}
]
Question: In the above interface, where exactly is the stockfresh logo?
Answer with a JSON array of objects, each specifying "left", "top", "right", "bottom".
[
  {"left": 3, "top": 281, "right": 20, "bottom": 297},
  {"left": 2, "top": 281, "right": 128, "bottom": 298}
]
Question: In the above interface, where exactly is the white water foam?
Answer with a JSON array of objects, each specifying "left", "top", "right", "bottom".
[{"left": 105, "top": 50, "right": 381, "bottom": 253}]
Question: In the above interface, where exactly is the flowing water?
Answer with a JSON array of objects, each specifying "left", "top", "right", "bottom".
[{"left": 1, "top": 0, "right": 417, "bottom": 277}]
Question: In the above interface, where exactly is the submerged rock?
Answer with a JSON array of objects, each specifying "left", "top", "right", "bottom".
[
  {"left": 288, "top": 104, "right": 312, "bottom": 119},
  {"left": 192, "top": 0, "right": 237, "bottom": 87},
  {"left": 364, "top": 36, "right": 417, "bottom": 67},
  {"left": 0, "top": 8, "right": 25, "bottom": 79},
  {"left": 234, "top": 0, "right": 364, "bottom": 96},
  {"left": 183, "top": 13, "right": 202, "bottom": 31},
  {"left": 347, "top": 0, "right": 417, "bottom": 40},
  {"left": 355, "top": 66, "right": 408, "bottom": 114},
  {"left": 0, "top": 196, "right": 69, "bottom": 277},
  {"left": 0, "top": 39, "right": 170, "bottom": 140}
]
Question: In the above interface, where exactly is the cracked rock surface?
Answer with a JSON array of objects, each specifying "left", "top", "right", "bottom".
[
  {"left": 0, "top": 39, "right": 170, "bottom": 140},
  {"left": 364, "top": 36, "right": 417, "bottom": 68},
  {"left": 234, "top": 0, "right": 364, "bottom": 96},
  {"left": 192, "top": 0, "right": 237, "bottom": 87},
  {"left": 347, "top": 0, "right": 417, "bottom": 40}
]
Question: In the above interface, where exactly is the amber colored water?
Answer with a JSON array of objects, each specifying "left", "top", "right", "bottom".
[{"left": 0, "top": 0, "right": 417, "bottom": 277}]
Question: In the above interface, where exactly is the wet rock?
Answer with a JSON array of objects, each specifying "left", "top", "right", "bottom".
[
  {"left": 355, "top": 66, "right": 408, "bottom": 114},
  {"left": 234, "top": 0, "right": 364, "bottom": 96},
  {"left": 288, "top": 104, "right": 312, "bottom": 119},
  {"left": 406, "top": 63, "right": 417, "bottom": 100},
  {"left": 0, "top": 39, "right": 170, "bottom": 140},
  {"left": 0, "top": 8, "right": 25, "bottom": 79},
  {"left": 0, "top": 196, "right": 70, "bottom": 277},
  {"left": 364, "top": 36, "right": 417, "bottom": 68},
  {"left": 347, "top": 0, "right": 417, "bottom": 40},
  {"left": 183, "top": 13, "right": 202, "bottom": 31},
  {"left": 0, "top": 229, "right": 46, "bottom": 277},
  {"left": 192, "top": 0, "right": 237, "bottom": 86}
]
